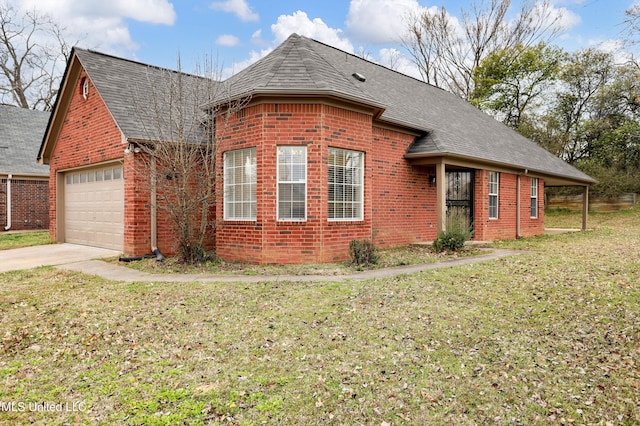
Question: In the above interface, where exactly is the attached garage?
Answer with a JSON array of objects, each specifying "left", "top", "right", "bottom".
[{"left": 63, "top": 163, "right": 124, "bottom": 250}]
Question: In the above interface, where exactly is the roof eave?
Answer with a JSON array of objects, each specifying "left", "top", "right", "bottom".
[
  {"left": 37, "top": 50, "right": 80, "bottom": 165},
  {"left": 405, "top": 152, "right": 596, "bottom": 186},
  {"left": 210, "top": 87, "right": 386, "bottom": 115}
]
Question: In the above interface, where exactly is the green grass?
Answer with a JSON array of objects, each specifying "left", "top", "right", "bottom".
[
  {"left": 0, "top": 206, "right": 639, "bottom": 424},
  {"left": 0, "top": 231, "right": 51, "bottom": 250}
]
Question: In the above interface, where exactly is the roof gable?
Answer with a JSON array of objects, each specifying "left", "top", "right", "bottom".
[
  {"left": 39, "top": 48, "right": 217, "bottom": 163},
  {"left": 0, "top": 105, "right": 49, "bottom": 176}
]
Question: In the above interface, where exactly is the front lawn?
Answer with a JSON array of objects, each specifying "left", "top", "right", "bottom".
[
  {"left": 0, "top": 231, "right": 51, "bottom": 250},
  {"left": 0, "top": 207, "right": 638, "bottom": 425}
]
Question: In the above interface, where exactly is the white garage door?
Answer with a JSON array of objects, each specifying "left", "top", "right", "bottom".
[{"left": 64, "top": 164, "right": 124, "bottom": 251}]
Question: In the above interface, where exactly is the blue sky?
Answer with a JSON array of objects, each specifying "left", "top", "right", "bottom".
[{"left": 10, "top": 0, "right": 637, "bottom": 79}]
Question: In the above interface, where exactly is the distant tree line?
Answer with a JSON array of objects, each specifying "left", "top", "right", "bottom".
[{"left": 404, "top": 0, "right": 640, "bottom": 197}]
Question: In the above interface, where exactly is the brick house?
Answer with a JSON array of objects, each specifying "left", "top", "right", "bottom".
[
  {"left": 38, "top": 34, "right": 594, "bottom": 263},
  {"left": 1, "top": 105, "right": 50, "bottom": 232}
]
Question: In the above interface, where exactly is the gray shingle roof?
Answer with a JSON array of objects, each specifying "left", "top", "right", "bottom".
[
  {"left": 221, "top": 34, "right": 594, "bottom": 184},
  {"left": 0, "top": 105, "right": 50, "bottom": 176},
  {"left": 74, "top": 48, "right": 217, "bottom": 143}
]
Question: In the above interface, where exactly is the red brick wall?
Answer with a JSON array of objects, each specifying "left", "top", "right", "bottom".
[
  {"left": 0, "top": 178, "right": 49, "bottom": 231},
  {"left": 216, "top": 103, "right": 375, "bottom": 263},
  {"left": 372, "top": 128, "right": 436, "bottom": 247},
  {"left": 473, "top": 170, "right": 544, "bottom": 240},
  {"left": 216, "top": 102, "right": 442, "bottom": 264},
  {"left": 519, "top": 176, "right": 544, "bottom": 238},
  {"left": 48, "top": 69, "right": 177, "bottom": 255}
]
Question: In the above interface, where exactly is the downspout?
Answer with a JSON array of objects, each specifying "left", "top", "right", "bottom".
[
  {"left": 150, "top": 157, "right": 164, "bottom": 261},
  {"left": 516, "top": 174, "right": 521, "bottom": 238},
  {"left": 4, "top": 174, "right": 12, "bottom": 231}
]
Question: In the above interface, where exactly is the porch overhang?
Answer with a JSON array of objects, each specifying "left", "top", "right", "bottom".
[{"left": 405, "top": 153, "right": 594, "bottom": 233}]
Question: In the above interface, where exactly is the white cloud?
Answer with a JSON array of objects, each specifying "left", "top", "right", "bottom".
[
  {"left": 210, "top": 0, "right": 259, "bottom": 22},
  {"left": 18, "top": 0, "right": 175, "bottom": 24},
  {"left": 216, "top": 34, "right": 241, "bottom": 46},
  {"left": 536, "top": 1, "right": 581, "bottom": 32},
  {"left": 346, "top": 0, "right": 424, "bottom": 44},
  {"left": 11, "top": 0, "right": 176, "bottom": 56},
  {"left": 271, "top": 10, "right": 354, "bottom": 52},
  {"left": 378, "top": 47, "right": 421, "bottom": 79},
  {"left": 221, "top": 48, "right": 273, "bottom": 78}
]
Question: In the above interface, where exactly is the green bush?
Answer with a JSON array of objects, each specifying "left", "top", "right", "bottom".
[
  {"left": 349, "top": 239, "right": 379, "bottom": 266},
  {"left": 432, "top": 210, "right": 473, "bottom": 252}
]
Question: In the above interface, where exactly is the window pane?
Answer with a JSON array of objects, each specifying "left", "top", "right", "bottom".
[
  {"left": 328, "top": 148, "right": 364, "bottom": 220},
  {"left": 488, "top": 172, "right": 499, "bottom": 219},
  {"left": 224, "top": 148, "right": 257, "bottom": 220},
  {"left": 530, "top": 178, "right": 538, "bottom": 218},
  {"left": 278, "top": 146, "right": 306, "bottom": 220}
]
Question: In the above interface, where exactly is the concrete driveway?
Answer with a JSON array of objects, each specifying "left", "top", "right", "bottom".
[{"left": 0, "top": 243, "right": 121, "bottom": 273}]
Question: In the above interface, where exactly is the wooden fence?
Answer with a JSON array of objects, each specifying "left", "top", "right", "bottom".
[{"left": 546, "top": 192, "right": 638, "bottom": 212}]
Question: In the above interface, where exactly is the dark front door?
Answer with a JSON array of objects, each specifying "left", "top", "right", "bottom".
[{"left": 446, "top": 170, "right": 474, "bottom": 233}]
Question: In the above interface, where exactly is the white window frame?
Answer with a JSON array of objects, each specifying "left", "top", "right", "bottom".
[
  {"left": 224, "top": 147, "right": 256, "bottom": 221},
  {"left": 489, "top": 171, "right": 499, "bottom": 220},
  {"left": 328, "top": 147, "right": 364, "bottom": 221},
  {"left": 277, "top": 146, "right": 307, "bottom": 221},
  {"left": 530, "top": 177, "right": 539, "bottom": 219}
]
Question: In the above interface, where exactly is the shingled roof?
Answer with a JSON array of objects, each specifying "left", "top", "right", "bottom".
[
  {"left": 73, "top": 48, "right": 216, "bottom": 144},
  {"left": 41, "top": 34, "right": 593, "bottom": 186},
  {"left": 220, "top": 34, "right": 594, "bottom": 185},
  {"left": 0, "top": 105, "right": 49, "bottom": 176}
]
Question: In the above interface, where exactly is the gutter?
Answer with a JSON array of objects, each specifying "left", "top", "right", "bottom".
[
  {"left": 4, "top": 174, "right": 11, "bottom": 231},
  {"left": 149, "top": 156, "right": 164, "bottom": 261}
]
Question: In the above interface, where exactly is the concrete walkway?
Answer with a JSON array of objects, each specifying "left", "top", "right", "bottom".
[
  {"left": 57, "top": 249, "right": 524, "bottom": 283},
  {"left": 0, "top": 243, "right": 121, "bottom": 273}
]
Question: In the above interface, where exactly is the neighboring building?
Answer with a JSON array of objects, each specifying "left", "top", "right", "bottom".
[
  {"left": 0, "top": 105, "right": 50, "bottom": 232},
  {"left": 38, "top": 34, "right": 595, "bottom": 263}
]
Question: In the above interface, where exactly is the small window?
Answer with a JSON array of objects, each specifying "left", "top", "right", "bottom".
[
  {"left": 530, "top": 178, "right": 539, "bottom": 218},
  {"left": 113, "top": 167, "right": 122, "bottom": 180},
  {"left": 488, "top": 171, "right": 499, "bottom": 219},
  {"left": 81, "top": 77, "right": 89, "bottom": 100},
  {"left": 80, "top": 173, "right": 87, "bottom": 183},
  {"left": 72, "top": 174, "right": 79, "bottom": 184},
  {"left": 95, "top": 171, "right": 103, "bottom": 182},
  {"left": 66, "top": 175, "right": 72, "bottom": 185},
  {"left": 88, "top": 172, "right": 94, "bottom": 183},
  {"left": 104, "top": 168, "right": 112, "bottom": 180}
]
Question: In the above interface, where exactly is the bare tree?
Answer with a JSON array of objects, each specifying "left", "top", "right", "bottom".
[
  {"left": 403, "top": 0, "right": 565, "bottom": 100},
  {"left": 0, "top": 3, "right": 72, "bottom": 110},
  {"left": 130, "top": 57, "right": 250, "bottom": 264}
]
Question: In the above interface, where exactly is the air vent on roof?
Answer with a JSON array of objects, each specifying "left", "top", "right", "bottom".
[{"left": 352, "top": 72, "right": 366, "bottom": 82}]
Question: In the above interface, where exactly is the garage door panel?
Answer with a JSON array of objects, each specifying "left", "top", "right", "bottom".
[{"left": 64, "top": 164, "right": 124, "bottom": 251}]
